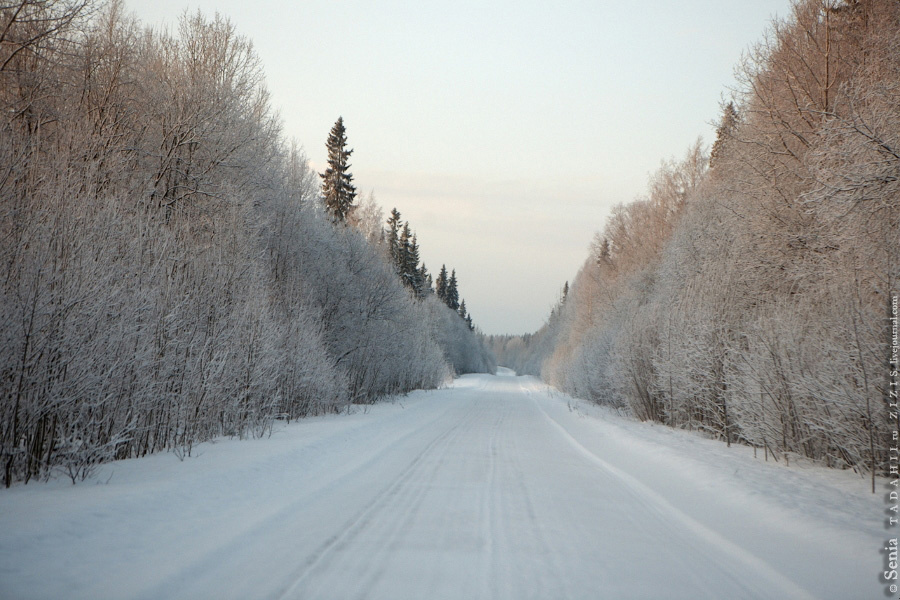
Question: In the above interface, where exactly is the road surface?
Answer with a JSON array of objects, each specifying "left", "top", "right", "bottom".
[{"left": 0, "top": 370, "right": 883, "bottom": 599}]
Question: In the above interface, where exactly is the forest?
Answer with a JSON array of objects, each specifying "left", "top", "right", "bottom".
[
  {"left": 0, "top": 0, "right": 494, "bottom": 486},
  {"left": 491, "top": 0, "right": 898, "bottom": 489},
  {"left": 2, "top": 0, "right": 897, "bottom": 490}
]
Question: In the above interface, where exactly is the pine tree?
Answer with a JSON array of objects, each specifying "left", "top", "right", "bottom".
[
  {"left": 435, "top": 265, "right": 448, "bottom": 304},
  {"left": 446, "top": 269, "right": 459, "bottom": 311},
  {"left": 319, "top": 117, "right": 357, "bottom": 221}
]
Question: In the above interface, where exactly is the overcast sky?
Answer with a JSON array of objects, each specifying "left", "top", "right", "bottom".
[{"left": 124, "top": 0, "right": 791, "bottom": 335}]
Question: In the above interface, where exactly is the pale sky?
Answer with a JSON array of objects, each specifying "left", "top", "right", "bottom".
[{"left": 125, "top": 0, "right": 791, "bottom": 335}]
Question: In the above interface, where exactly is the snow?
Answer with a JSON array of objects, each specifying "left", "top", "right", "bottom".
[{"left": 0, "top": 371, "right": 885, "bottom": 599}]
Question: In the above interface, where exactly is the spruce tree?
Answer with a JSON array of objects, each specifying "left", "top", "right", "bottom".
[
  {"left": 597, "top": 238, "right": 612, "bottom": 267},
  {"left": 408, "top": 234, "right": 423, "bottom": 293},
  {"left": 446, "top": 269, "right": 459, "bottom": 311},
  {"left": 391, "top": 222, "right": 426, "bottom": 296},
  {"left": 435, "top": 265, "right": 448, "bottom": 304},
  {"left": 399, "top": 222, "right": 412, "bottom": 277},
  {"left": 398, "top": 224, "right": 418, "bottom": 291},
  {"left": 385, "top": 209, "right": 429, "bottom": 297},
  {"left": 709, "top": 102, "right": 739, "bottom": 171},
  {"left": 319, "top": 117, "right": 357, "bottom": 221},
  {"left": 459, "top": 300, "right": 475, "bottom": 331},
  {"left": 386, "top": 208, "right": 401, "bottom": 268}
]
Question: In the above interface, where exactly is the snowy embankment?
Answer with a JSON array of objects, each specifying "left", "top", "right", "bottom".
[{"left": 0, "top": 369, "right": 884, "bottom": 599}]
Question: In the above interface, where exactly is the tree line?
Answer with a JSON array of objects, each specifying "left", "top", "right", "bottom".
[
  {"left": 492, "top": 0, "right": 898, "bottom": 490},
  {"left": 384, "top": 209, "right": 474, "bottom": 328},
  {"left": 0, "top": 0, "right": 493, "bottom": 486},
  {"left": 320, "top": 115, "right": 486, "bottom": 352}
]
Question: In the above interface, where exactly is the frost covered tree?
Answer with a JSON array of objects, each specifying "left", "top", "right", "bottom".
[
  {"left": 0, "top": 4, "right": 496, "bottom": 487},
  {"left": 418, "top": 263, "right": 433, "bottom": 297},
  {"left": 709, "top": 102, "right": 739, "bottom": 171},
  {"left": 505, "top": 0, "right": 899, "bottom": 488},
  {"left": 347, "top": 190, "right": 384, "bottom": 245}
]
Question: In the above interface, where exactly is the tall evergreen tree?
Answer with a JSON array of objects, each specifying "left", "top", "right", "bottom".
[
  {"left": 319, "top": 117, "right": 357, "bottom": 221},
  {"left": 435, "top": 265, "right": 449, "bottom": 304},
  {"left": 446, "top": 269, "right": 459, "bottom": 311},
  {"left": 386, "top": 208, "right": 402, "bottom": 267},
  {"left": 458, "top": 300, "right": 468, "bottom": 320},
  {"left": 408, "top": 234, "right": 423, "bottom": 293},
  {"left": 398, "top": 223, "right": 421, "bottom": 292},
  {"left": 385, "top": 209, "right": 429, "bottom": 297},
  {"left": 399, "top": 222, "right": 412, "bottom": 275}
]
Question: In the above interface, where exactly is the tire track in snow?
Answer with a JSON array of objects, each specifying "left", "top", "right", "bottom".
[
  {"left": 524, "top": 383, "right": 817, "bottom": 600},
  {"left": 480, "top": 401, "right": 501, "bottom": 600},
  {"left": 342, "top": 396, "right": 491, "bottom": 600},
  {"left": 274, "top": 393, "right": 489, "bottom": 600},
  {"left": 133, "top": 400, "right": 460, "bottom": 600},
  {"left": 503, "top": 419, "right": 571, "bottom": 600}
]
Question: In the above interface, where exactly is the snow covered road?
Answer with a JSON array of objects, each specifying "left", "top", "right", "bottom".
[{"left": 0, "top": 370, "right": 884, "bottom": 599}]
